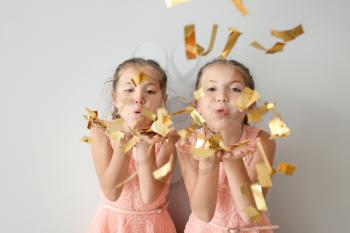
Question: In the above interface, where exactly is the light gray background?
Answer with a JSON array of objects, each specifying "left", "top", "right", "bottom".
[{"left": 1, "top": 0, "right": 349, "bottom": 232}]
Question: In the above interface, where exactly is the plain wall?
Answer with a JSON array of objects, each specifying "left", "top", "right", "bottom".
[{"left": 1, "top": 0, "right": 349, "bottom": 232}]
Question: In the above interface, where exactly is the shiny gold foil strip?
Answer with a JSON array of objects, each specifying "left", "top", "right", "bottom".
[
  {"left": 80, "top": 136, "right": 95, "bottom": 144},
  {"left": 220, "top": 28, "right": 242, "bottom": 58},
  {"left": 115, "top": 171, "right": 138, "bottom": 189},
  {"left": 165, "top": 0, "right": 190, "bottom": 8},
  {"left": 268, "top": 117, "right": 290, "bottom": 139},
  {"left": 256, "top": 162, "right": 272, "bottom": 187},
  {"left": 153, "top": 154, "right": 175, "bottom": 180},
  {"left": 197, "top": 24, "right": 218, "bottom": 56},
  {"left": 271, "top": 24, "right": 304, "bottom": 42},
  {"left": 251, "top": 41, "right": 285, "bottom": 54},
  {"left": 236, "top": 87, "right": 260, "bottom": 112},
  {"left": 231, "top": 0, "right": 249, "bottom": 16},
  {"left": 184, "top": 24, "right": 197, "bottom": 59},
  {"left": 276, "top": 162, "right": 296, "bottom": 175},
  {"left": 251, "top": 183, "right": 268, "bottom": 211}
]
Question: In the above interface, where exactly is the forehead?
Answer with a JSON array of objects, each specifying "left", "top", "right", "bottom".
[
  {"left": 118, "top": 65, "right": 161, "bottom": 86},
  {"left": 200, "top": 63, "right": 245, "bottom": 86}
]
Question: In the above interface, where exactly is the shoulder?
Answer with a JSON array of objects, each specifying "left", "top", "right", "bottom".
[{"left": 258, "top": 130, "right": 276, "bottom": 152}]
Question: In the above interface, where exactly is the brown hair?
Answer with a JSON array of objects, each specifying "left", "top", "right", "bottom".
[
  {"left": 195, "top": 58, "right": 255, "bottom": 125},
  {"left": 106, "top": 58, "right": 168, "bottom": 119}
]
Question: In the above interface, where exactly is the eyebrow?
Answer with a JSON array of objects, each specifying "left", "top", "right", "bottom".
[
  {"left": 208, "top": 80, "right": 243, "bottom": 84},
  {"left": 123, "top": 81, "right": 158, "bottom": 87}
]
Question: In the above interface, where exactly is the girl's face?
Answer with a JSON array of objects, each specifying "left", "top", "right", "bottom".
[
  {"left": 196, "top": 64, "right": 247, "bottom": 132},
  {"left": 113, "top": 65, "right": 166, "bottom": 130}
]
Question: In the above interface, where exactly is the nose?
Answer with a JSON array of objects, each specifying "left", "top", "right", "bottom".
[
  {"left": 134, "top": 90, "right": 145, "bottom": 105},
  {"left": 216, "top": 91, "right": 228, "bottom": 103}
]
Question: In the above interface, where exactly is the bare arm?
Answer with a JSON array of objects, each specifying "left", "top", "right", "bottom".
[
  {"left": 222, "top": 130, "right": 276, "bottom": 223},
  {"left": 177, "top": 142, "right": 220, "bottom": 223},
  {"left": 89, "top": 126, "right": 132, "bottom": 202},
  {"left": 135, "top": 130, "right": 177, "bottom": 204}
]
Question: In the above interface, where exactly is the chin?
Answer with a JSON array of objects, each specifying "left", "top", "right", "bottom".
[{"left": 207, "top": 121, "right": 227, "bottom": 133}]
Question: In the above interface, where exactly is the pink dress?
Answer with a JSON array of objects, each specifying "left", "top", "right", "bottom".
[
  {"left": 88, "top": 142, "right": 176, "bottom": 233},
  {"left": 179, "top": 125, "right": 278, "bottom": 233}
]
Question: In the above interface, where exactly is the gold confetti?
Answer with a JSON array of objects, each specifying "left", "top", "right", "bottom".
[
  {"left": 115, "top": 171, "right": 138, "bottom": 189},
  {"left": 247, "top": 102, "right": 275, "bottom": 124},
  {"left": 194, "top": 87, "right": 205, "bottom": 100},
  {"left": 256, "top": 162, "right": 272, "bottom": 187},
  {"left": 268, "top": 117, "right": 290, "bottom": 139},
  {"left": 196, "top": 24, "right": 218, "bottom": 56},
  {"left": 192, "top": 147, "right": 215, "bottom": 159},
  {"left": 153, "top": 154, "right": 175, "bottom": 180},
  {"left": 276, "top": 162, "right": 296, "bottom": 175},
  {"left": 256, "top": 138, "right": 274, "bottom": 175},
  {"left": 220, "top": 28, "right": 242, "bottom": 58},
  {"left": 141, "top": 107, "right": 157, "bottom": 121},
  {"left": 271, "top": 24, "right": 304, "bottom": 42},
  {"left": 251, "top": 41, "right": 285, "bottom": 54},
  {"left": 121, "top": 135, "right": 139, "bottom": 153},
  {"left": 231, "top": 0, "right": 249, "bottom": 16},
  {"left": 244, "top": 206, "right": 261, "bottom": 223},
  {"left": 189, "top": 107, "right": 206, "bottom": 127},
  {"left": 151, "top": 108, "right": 173, "bottom": 137},
  {"left": 80, "top": 136, "right": 95, "bottom": 144},
  {"left": 184, "top": 24, "right": 197, "bottom": 59},
  {"left": 184, "top": 24, "right": 218, "bottom": 59},
  {"left": 251, "top": 183, "right": 268, "bottom": 211},
  {"left": 131, "top": 72, "right": 150, "bottom": 87},
  {"left": 236, "top": 87, "right": 260, "bottom": 112},
  {"left": 165, "top": 0, "right": 190, "bottom": 8}
]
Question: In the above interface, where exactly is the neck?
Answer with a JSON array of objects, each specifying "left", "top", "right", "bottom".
[{"left": 220, "top": 122, "right": 244, "bottom": 145}]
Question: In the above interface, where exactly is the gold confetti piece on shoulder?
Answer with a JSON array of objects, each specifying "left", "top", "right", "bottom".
[
  {"left": 115, "top": 171, "right": 138, "bottom": 189},
  {"left": 153, "top": 154, "right": 175, "bottom": 180},
  {"left": 256, "top": 138, "right": 274, "bottom": 175},
  {"left": 251, "top": 41, "right": 285, "bottom": 54},
  {"left": 236, "top": 87, "right": 260, "bottom": 112},
  {"left": 165, "top": 0, "right": 190, "bottom": 8},
  {"left": 220, "top": 28, "right": 242, "bottom": 58},
  {"left": 197, "top": 24, "right": 218, "bottom": 56},
  {"left": 276, "top": 162, "right": 296, "bottom": 175},
  {"left": 231, "top": 0, "right": 249, "bottom": 16},
  {"left": 256, "top": 162, "right": 272, "bottom": 187},
  {"left": 131, "top": 72, "right": 149, "bottom": 87},
  {"left": 121, "top": 135, "right": 139, "bottom": 153},
  {"left": 80, "top": 136, "right": 95, "bottom": 144},
  {"left": 194, "top": 87, "right": 205, "bottom": 100},
  {"left": 141, "top": 107, "right": 157, "bottom": 121},
  {"left": 269, "top": 117, "right": 290, "bottom": 139},
  {"left": 184, "top": 24, "right": 197, "bottom": 59},
  {"left": 251, "top": 183, "right": 268, "bottom": 211},
  {"left": 271, "top": 24, "right": 304, "bottom": 42}
]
